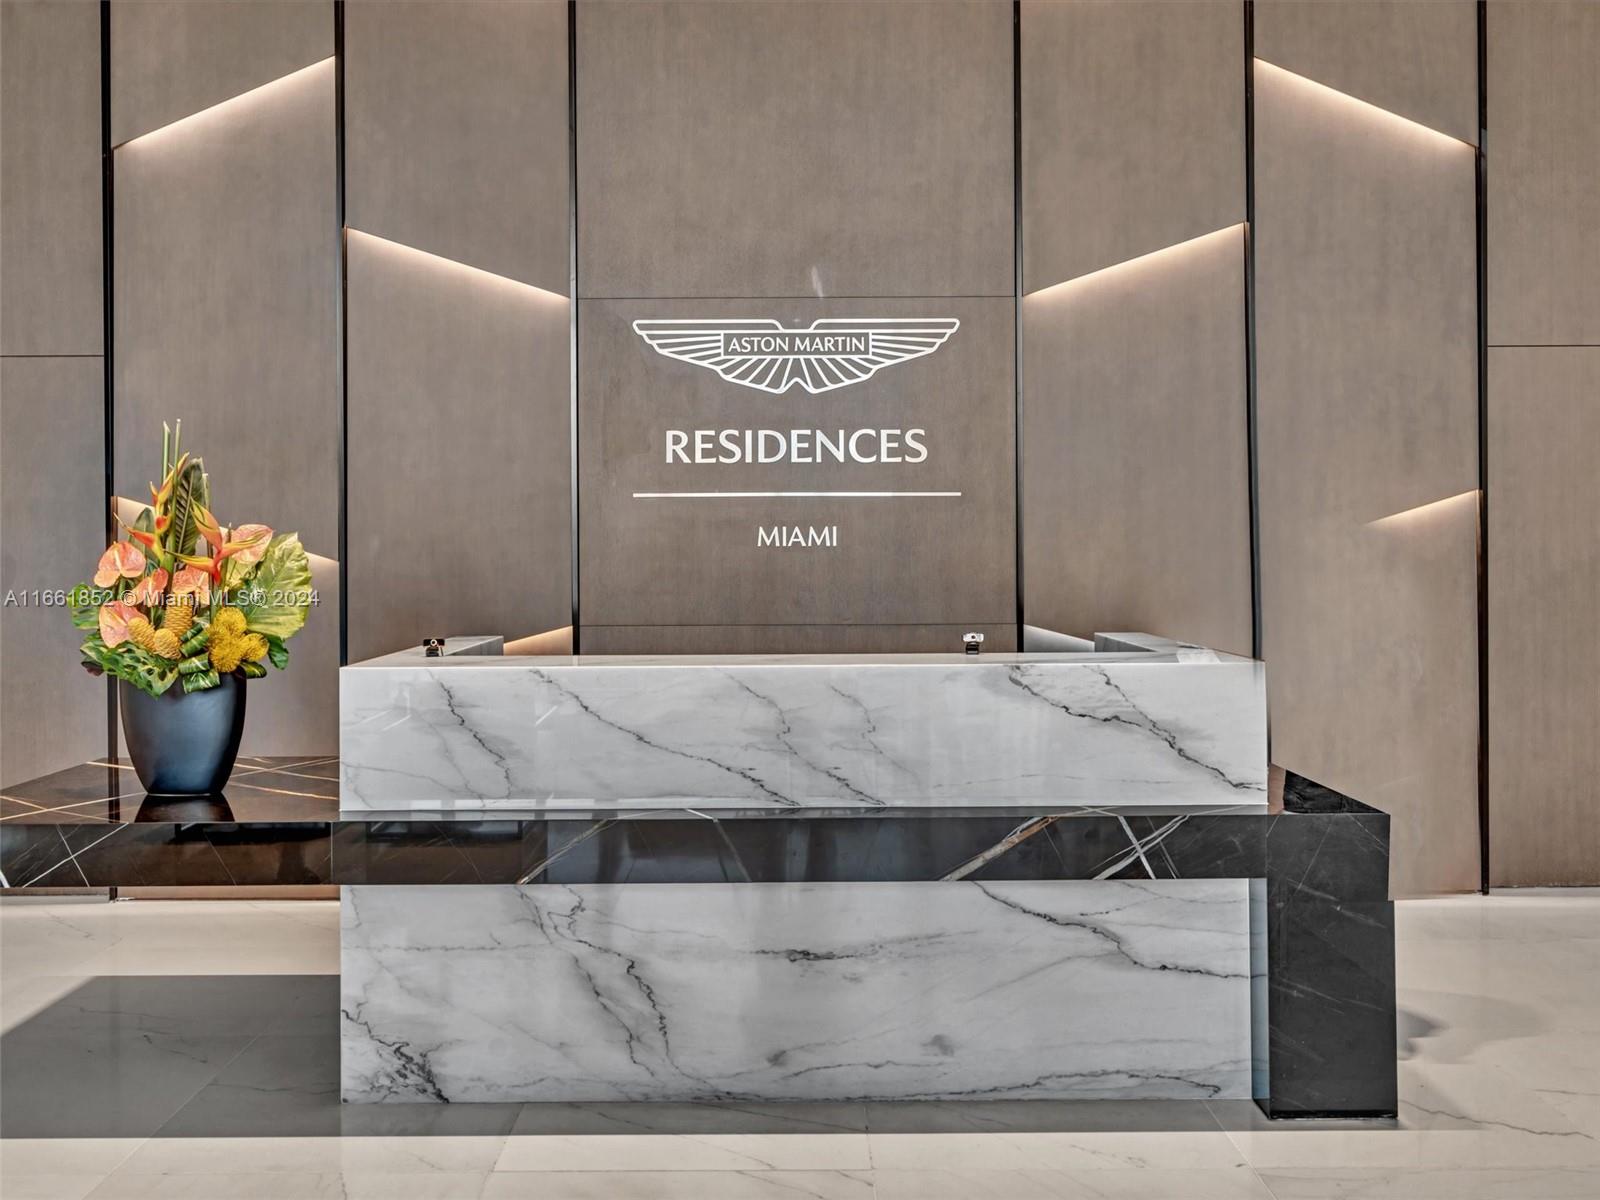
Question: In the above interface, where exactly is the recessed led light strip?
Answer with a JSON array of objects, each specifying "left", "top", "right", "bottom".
[
  {"left": 115, "top": 57, "right": 336, "bottom": 149},
  {"left": 345, "top": 228, "right": 568, "bottom": 302},
  {"left": 1254, "top": 58, "right": 1474, "bottom": 150},
  {"left": 1366, "top": 489, "right": 1479, "bottom": 530},
  {"left": 1024, "top": 223, "right": 1245, "bottom": 300}
]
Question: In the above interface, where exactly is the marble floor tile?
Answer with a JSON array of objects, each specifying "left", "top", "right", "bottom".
[
  {"left": 1396, "top": 889, "right": 1600, "bottom": 944},
  {"left": 114, "top": 1134, "right": 507, "bottom": 1176},
  {"left": 872, "top": 1167, "right": 1276, "bottom": 1199},
  {"left": 0, "top": 972, "right": 97, "bottom": 1034},
  {"left": 1257, "top": 1167, "right": 1600, "bottom": 1199},
  {"left": 0, "top": 1176, "right": 108, "bottom": 1200},
  {"left": 339, "top": 1173, "right": 493, "bottom": 1199},
  {"left": 0, "top": 1025, "right": 253, "bottom": 1139},
  {"left": 480, "top": 1170, "right": 875, "bottom": 1199},
  {"left": 0, "top": 1137, "right": 145, "bottom": 1175},
  {"left": 865, "top": 1130, "right": 1247, "bottom": 1171},
  {"left": 153, "top": 1034, "right": 341, "bottom": 1138},
  {"left": 6, "top": 891, "right": 1600, "bottom": 1200},
  {"left": 493, "top": 1132, "right": 873, "bottom": 1172},
  {"left": 82, "top": 1171, "right": 348, "bottom": 1199}
]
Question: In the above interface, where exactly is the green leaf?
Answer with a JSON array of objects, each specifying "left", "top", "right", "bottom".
[
  {"left": 166, "top": 460, "right": 208, "bottom": 558},
  {"left": 78, "top": 635, "right": 178, "bottom": 697},
  {"left": 182, "top": 668, "right": 221, "bottom": 693},
  {"left": 238, "top": 661, "right": 267, "bottom": 679},
  {"left": 263, "top": 633, "right": 290, "bottom": 671},
  {"left": 234, "top": 533, "right": 313, "bottom": 640},
  {"left": 181, "top": 624, "right": 210, "bottom": 658},
  {"left": 67, "top": 582, "right": 108, "bottom": 630},
  {"left": 178, "top": 653, "right": 211, "bottom": 676}
]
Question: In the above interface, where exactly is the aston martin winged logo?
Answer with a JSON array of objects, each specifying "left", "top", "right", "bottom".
[{"left": 632, "top": 318, "right": 960, "bottom": 395}]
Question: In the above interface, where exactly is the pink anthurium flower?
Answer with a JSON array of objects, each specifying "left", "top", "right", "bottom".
[
  {"left": 98, "top": 599, "right": 140, "bottom": 648},
  {"left": 93, "top": 542, "right": 146, "bottom": 588},
  {"left": 125, "top": 568, "right": 169, "bottom": 609},
  {"left": 228, "top": 524, "right": 273, "bottom": 566},
  {"left": 171, "top": 565, "right": 212, "bottom": 605}
]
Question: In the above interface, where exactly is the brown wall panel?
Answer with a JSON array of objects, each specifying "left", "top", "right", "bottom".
[
  {"left": 578, "top": 297, "right": 1016, "bottom": 639},
  {"left": 113, "top": 59, "right": 339, "bottom": 558},
  {"left": 576, "top": 0, "right": 1012, "bottom": 299},
  {"left": 1255, "top": 60, "right": 1479, "bottom": 896},
  {"left": 1256, "top": 0, "right": 1478, "bottom": 146},
  {"left": 1, "top": 358, "right": 109, "bottom": 785},
  {"left": 1021, "top": 0, "right": 1244, "bottom": 291},
  {"left": 1, "top": 0, "right": 106, "bottom": 783},
  {"left": 1487, "top": 0, "right": 1600, "bottom": 347},
  {"left": 1022, "top": 225, "right": 1252, "bottom": 657},
  {"left": 344, "top": 0, "right": 569, "bottom": 294},
  {"left": 1, "top": 0, "right": 103, "bottom": 356},
  {"left": 113, "top": 56, "right": 338, "bottom": 755},
  {"left": 1488, "top": 349, "right": 1600, "bottom": 885},
  {"left": 109, "top": 0, "right": 330, "bottom": 146},
  {"left": 346, "top": 233, "right": 570, "bottom": 664}
]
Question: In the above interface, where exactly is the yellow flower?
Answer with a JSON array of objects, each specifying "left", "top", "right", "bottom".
[
  {"left": 213, "top": 607, "right": 247, "bottom": 637},
  {"left": 162, "top": 595, "right": 195, "bottom": 640},
  {"left": 207, "top": 606, "right": 261, "bottom": 674},
  {"left": 127, "top": 615, "right": 182, "bottom": 659}
]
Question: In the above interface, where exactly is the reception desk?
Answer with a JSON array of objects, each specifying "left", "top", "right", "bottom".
[
  {"left": 0, "top": 634, "right": 1394, "bottom": 1119},
  {"left": 332, "top": 635, "right": 1392, "bottom": 1117}
]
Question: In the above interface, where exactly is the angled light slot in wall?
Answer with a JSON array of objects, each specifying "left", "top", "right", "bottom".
[
  {"left": 1023, "top": 224, "right": 1245, "bottom": 300},
  {"left": 344, "top": 229, "right": 567, "bottom": 305},
  {"left": 114, "top": 57, "right": 336, "bottom": 150},
  {"left": 1366, "top": 489, "right": 1478, "bottom": 532},
  {"left": 1252, "top": 59, "right": 1474, "bottom": 152}
]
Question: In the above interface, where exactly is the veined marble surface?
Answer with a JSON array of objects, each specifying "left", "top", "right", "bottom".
[
  {"left": 340, "top": 879, "right": 1253, "bottom": 1104},
  {"left": 340, "top": 639, "right": 1267, "bottom": 810}
]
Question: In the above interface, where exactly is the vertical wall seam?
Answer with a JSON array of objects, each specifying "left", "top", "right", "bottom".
[
  {"left": 1243, "top": 2, "right": 1264, "bottom": 673},
  {"left": 1012, "top": 0, "right": 1024, "bottom": 646},
  {"left": 335, "top": 1, "right": 348, "bottom": 667},
  {"left": 99, "top": 0, "right": 116, "bottom": 764},
  {"left": 1476, "top": 0, "right": 1490, "bottom": 893},
  {"left": 569, "top": 0, "right": 581, "bottom": 652}
]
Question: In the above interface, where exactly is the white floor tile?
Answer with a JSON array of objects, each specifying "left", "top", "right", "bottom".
[
  {"left": 0, "top": 1175, "right": 108, "bottom": 1200},
  {"left": 480, "top": 1170, "right": 874, "bottom": 1199},
  {"left": 1257, "top": 1167, "right": 1600, "bottom": 1199},
  {"left": 5, "top": 890, "right": 1600, "bottom": 1200},
  {"left": 494, "top": 1132, "right": 871, "bottom": 1173},
  {"left": 866, "top": 1131, "right": 1246, "bottom": 1171}
]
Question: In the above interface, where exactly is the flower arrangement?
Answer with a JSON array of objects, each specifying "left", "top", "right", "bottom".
[{"left": 69, "top": 422, "right": 314, "bottom": 696}]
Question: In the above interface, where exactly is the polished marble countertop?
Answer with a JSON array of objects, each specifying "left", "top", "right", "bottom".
[{"left": 1, "top": 755, "right": 339, "bottom": 825}]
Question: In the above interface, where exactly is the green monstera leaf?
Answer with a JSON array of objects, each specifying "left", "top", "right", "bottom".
[
  {"left": 80, "top": 635, "right": 178, "bottom": 697},
  {"left": 234, "top": 533, "right": 313, "bottom": 641}
]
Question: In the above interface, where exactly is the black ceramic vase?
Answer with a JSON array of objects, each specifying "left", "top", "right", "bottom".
[{"left": 119, "top": 674, "right": 247, "bottom": 795}]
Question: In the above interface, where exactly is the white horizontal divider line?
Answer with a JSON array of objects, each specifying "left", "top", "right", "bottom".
[{"left": 632, "top": 490, "right": 963, "bottom": 499}]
